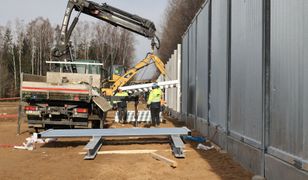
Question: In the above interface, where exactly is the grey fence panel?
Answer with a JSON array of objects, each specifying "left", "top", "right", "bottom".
[
  {"left": 177, "top": 44, "right": 182, "bottom": 112},
  {"left": 209, "top": 0, "right": 228, "bottom": 129},
  {"left": 188, "top": 21, "right": 197, "bottom": 116},
  {"left": 270, "top": 0, "right": 308, "bottom": 160},
  {"left": 230, "top": 0, "right": 263, "bottom": 144},
  {"left": 170, "top": 52, "right": 178, "bottom": 111},
  {"left": 196, "top": 5, "right": 209, "bottom": 120},
  {"left": 181, "top": 33, "right": 189, "bottom": 115}
]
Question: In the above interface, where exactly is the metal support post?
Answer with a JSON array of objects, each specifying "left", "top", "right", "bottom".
[
  {"left": 170, "top": 135, "right": 185, "bottom": 158},
  {"left": 134, "top": 100, "right": 139, "bottom": 127},
  {"left": 261, "top": 0, "right": 271, "bottom": 177},
  {"left": 84, "top": 136, "right": 103, "bottom": 160}
]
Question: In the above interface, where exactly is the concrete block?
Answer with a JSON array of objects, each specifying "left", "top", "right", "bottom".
[
  {"left": 196, "top": 118, "right": 209, "bottom": 136},
  {"left": 179, "top": 113, "right": 187, "bottom": 122},
  {"left": 171, "top": 111, "right": 181, "bottom": 119},
  {"left": 265, "top": 155, "right": 308, "bottom": 180},
  {"left": 227, "top": 136, "right": 262, "bottom": 174},
  {"left": 252, "top": 175, "right": 265, "bottom": 180},
  {"left": 186, "top": 114, "right": 196, "bottom": 130}
]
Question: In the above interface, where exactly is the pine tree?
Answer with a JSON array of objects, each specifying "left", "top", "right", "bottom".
[
  {"left": 0, "top": 27, "right": 4, "bottom": 97},
  {"left": 2, "top": 28, "right": 16, "bottom": 97}
]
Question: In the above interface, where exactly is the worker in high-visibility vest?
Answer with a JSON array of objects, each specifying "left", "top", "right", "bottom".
[
  {"left": 114, "top": 88, "right": 129, "bottom": 123},
  {"left": 147, "top": 83, "right": 163, "bottom": 127}
]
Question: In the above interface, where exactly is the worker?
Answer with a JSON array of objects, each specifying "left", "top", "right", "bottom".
[
  {"left": 147, "top": 83, "right": 163, "bottom": 127},
  {"left": 114, "top": 88, "right": 129, "bottom": 123}
]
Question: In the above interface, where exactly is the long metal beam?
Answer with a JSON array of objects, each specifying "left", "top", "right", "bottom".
[
  {"left": 170, "top": 135, "right": 185, "bottom": 158},
  {"left": 84, "top": 136, "right": 103, "bottom": 160},
  {"left": 38, "top": 127, "right": 191, "bottom": 138},
  {"left": 119, "top": 80, "right": 179, "bottom": 93},
  {"left": 46, "top": 61, "right": 104, "bottom": 66}
]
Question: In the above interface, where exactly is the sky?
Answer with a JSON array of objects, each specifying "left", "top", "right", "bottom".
[{"left": 0, "top": 0, "right": 169, "bottom": 78}]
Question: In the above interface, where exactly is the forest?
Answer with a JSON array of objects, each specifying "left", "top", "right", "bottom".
[
  {"left": 0, "top": 18, "right": 135, "bottom": 97},
  {"left": 158, "top": 0, "right": 205, "bottom": 61}
]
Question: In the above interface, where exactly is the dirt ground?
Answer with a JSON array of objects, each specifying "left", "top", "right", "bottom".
[{"left": 0, "top": 101, "right": 253, "bottom": 180}]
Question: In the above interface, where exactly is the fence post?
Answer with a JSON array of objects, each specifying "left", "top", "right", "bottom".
[{"left": 261, "top": 0, "right": 271, "bottom": 177}]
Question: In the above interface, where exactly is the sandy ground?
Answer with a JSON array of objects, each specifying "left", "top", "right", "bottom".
[{"left": 0, "top": 101, "right": 253, "bottom": 180}]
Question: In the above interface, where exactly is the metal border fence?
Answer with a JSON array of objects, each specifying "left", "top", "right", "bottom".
[{"left": 164, "top": 0, "right": 308, "bottom": 179}]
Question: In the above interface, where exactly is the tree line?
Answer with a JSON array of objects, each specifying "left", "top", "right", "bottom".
[
  {"left": 158, "top": 0, "right": 205, "bottom": 62},
  {"left": 0, "top": 18, "right": 135, "bottom": 98}
]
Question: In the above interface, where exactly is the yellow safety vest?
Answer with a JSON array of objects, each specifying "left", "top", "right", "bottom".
[
  {"left": 115, "top": 92, "right": 129, "bottom": 97},
  {"left": 147, "top": 88, "right": 163, "bottom": 105},
  {"left": 114, "top": 91, "right": 129, "bottom": 103}
]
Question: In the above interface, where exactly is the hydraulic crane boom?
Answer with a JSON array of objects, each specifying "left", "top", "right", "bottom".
[{"left": 52, "top": 0, "right": 160, "bottom": 66}]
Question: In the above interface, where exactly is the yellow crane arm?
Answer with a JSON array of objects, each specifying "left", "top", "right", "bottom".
[{"left": 102, "top": 53, "right": 166, "bottom": 95}]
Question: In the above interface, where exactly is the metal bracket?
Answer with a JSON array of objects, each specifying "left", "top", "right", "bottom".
[
  {"left": 84, "top": 136, "right": 103, "bottom": 160},
  {"left": 294, "top": 159, "right": 303, "bottom": 170},
  {"left": 170, "top": 135, "right": 185, "bottom": 158}
]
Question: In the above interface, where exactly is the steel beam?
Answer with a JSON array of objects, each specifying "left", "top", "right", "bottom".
[
  {"left": 38, "top": 127, "right": 191, "bottom": 160},
  {"left": 119, "top": 80, "right": 179, "bottom": 93},
  {"left": 170, "top": 135, "right": 185, "bottom": 158},
  {"left": 46, "top": 61, "right": 104, "bottom": 66},
  {"left": 38, "top": 127, "right": 191, "bottom": 138},
  {"left": 84, "top": 136, "right": 103, "bottom": 160}
]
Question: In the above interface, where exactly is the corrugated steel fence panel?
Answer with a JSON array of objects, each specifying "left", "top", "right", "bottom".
[
  {"left": 303, "top": 2, "right": 308, "bottom": 161},
  {"left": 209, "top": 0, "right": 228, "bottom": 129},
  {"left": 178, "top": 0, "right": 308, "bottom": 175},
  {"left": 165, "top": 58, "right": 171, "bottom": 107},
  {"left": 172, "top": 51, "right": 178, "bottom": 111},
  {"left": 196, "top": 5, "right": 209, "bottom": 120},
  {"left": 188, "top": 22, "right": 197, "bottom": 116},
  {"left": 177, "top": 44, "right": 182, "bottom": 112},
  {"left": 229, "top": 0, "right": 263, "bottom": 145},
  {"left": 170, "top": 54, "right": 175, "bottom": 110},
  {"left": 270, "top": 0, "right": 308, "bottom": 161},
  {"left": 166, "top": 51, "right": 178, "bottom": 111},
  {"left": 181, "top": 33, "right": 189, "bottom": 115},
  {"left": 166, "top": 57, "right": 171, "bottom": 107}
]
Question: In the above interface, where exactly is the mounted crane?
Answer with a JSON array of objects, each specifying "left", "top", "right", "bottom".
[{"left": 52, "top": 0, "right": 161, "bottom": 73}]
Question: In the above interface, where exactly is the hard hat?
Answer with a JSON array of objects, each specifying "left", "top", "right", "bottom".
[{"left": 152, "top": 83, "right": 159, "bottom": 89}]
